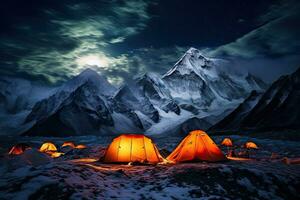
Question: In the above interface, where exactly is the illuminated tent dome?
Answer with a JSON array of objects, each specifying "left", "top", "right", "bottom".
[
  {"left": 103, "top": 134, "right": 164, "bottom": 164},
  {"left": 221, "top": 138, "right": 233, "bottom": 147},
  {"left": 39, "top": 142, "right": 58, "bottom": 153},
  {"left": 244, "top": 142, "right": 258, "bottom": 149},
  {"left": 167, "top": 130, "right": 226, "bottom": 162},
  {"left": 62, "top": 141, "right": 76, "bottom": 148},
  {"left": 39, "top": 142, "right": 64, "bottom": 158},
  {"left": 8, "top": 143, "right": 31, "bottom": 155}
]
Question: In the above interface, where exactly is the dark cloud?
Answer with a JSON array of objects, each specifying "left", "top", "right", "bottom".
[
  {"left": 201, "top": 0, "right": 300, "bottom": 82},
  {"left": 208, "top": 0, "right": 300, "bottom": 58}
]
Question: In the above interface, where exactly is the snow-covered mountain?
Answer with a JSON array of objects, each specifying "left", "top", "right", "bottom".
[
  {"left": 24, "top": 69, "right": 115, "bottom": 125},
  {"left": 0, "top": 77, "right": 55, "bottom": 135},
  {"left": 112, "top": 84, "right": 160, "bottom": 123},
  {"left": 135, "top": 72, "right": 172, "bottom": 101},
  {"left": 210, "top": 67, "right": 300, "bottom": 133},
  {"left": 209, "top": 90, "right": 264, "bottom": 132},
  {"left": 0, "top": 47, "right": 270, "bottom": 136},
  {"left": 0, "top": 77, "right": 53, "bottom": 114},
  {"left": 163, "top": 47, "right": 267, "bottom": 107},
  {"left": 23, "top": 82, "right": 114, "bottom": 136},
  {"left": 22, "top": 69, "right": 144, "bottom": 136}
]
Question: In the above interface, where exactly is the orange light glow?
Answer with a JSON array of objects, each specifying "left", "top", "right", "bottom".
[
  {"left": 103, "top": 134, "right": 164, "bottom": 164},
  {"left": 70, "top": 158, "right": 98, "bottom": 163},
  {"left": 62, "top": 141, "right": 76, "bottom": 148},
  {"left": 221, "top": 138, "right": 233, "bottom": 147},
  {"left": 167, "top": 130, "right": 227, "bottom": 163},
  {"left": 244, "top": 142, "right": 258, "bottom": 149},
  {"left": 48, "top": 152, "right": 64, "bottom": 158},
  {"left": 227, "top": 156, "right": 253, "bottom": 161},
  {"left": 8, "top": 143, "right": 31, "bottom": 155},
  {"left": 75, "top": 144, "right": 87, "bottom": 149}
]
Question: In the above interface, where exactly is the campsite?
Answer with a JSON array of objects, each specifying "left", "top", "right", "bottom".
[
  {"left": 1, "top": 1, "right": 300, "bottom": 199},
  {"left": 1, "top": 131, "right": 299, "bottom": 200}
]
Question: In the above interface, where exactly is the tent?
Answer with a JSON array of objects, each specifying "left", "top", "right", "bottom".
[
  {"left": 8, "top": 143, "right": 31, "bottom": 155},
  {"left": 221, "top": 137, "right": 233, "bottom": 155},
  {"left": 39, "top": 142, "right": 58, "bottom": 153},
  {"left": 221, "top": 138, "right": 233, "bottom": 147},
  {"left": 167, "top": 130, "right": 226, "bottom": 162},
  {"left": 244, "top": 142, "right": 258, "bottom": 149},
  {"left": 62, "top": 141, "right": 76, "bottom": 148},
  {"left": 103, "top": 134, "right": 164, "bottom": 164},
  {"left": 39, "top": 142, "right": 64, "bottom": 158}
]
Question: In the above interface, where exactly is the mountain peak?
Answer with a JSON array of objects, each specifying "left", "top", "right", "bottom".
[
  {"left": 61, "top": 68, "right": 116, "bottom": 96},
  {"left": 186, "top": 47, "right": 202, "bottom": 55},
  {"left": 163, "top": 47, "right": 214, "bottom": 78},
  {"left": 77, "top": 68, "right": 101, "bottom": 79}
]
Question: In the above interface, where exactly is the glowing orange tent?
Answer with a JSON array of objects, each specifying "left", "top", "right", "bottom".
[
  {"left": 8, "top": 143, "right": 31, "bottom": 155},
  {"left": 39, "top": 142, "right": 57, "bottom": 153},
  {"left": 103, "top": 134, "right": 164, "bottom": 164},
  {"left": 244, "top": 142, "right": 258, "bottom": 149},
  {"left": 62, "top": 141, "right": 76, "bottom": 148},
  {"left": 221, "top": 138, "right": 233, "bottom": 147},
  {"left": 167, "top": 130, "right": 226, "bottom": 162},
  {"left": 39, "top": 142, "right": 64, "bottom": 158}
]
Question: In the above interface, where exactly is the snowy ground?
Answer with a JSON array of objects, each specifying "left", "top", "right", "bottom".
[{"left": 0, "top": 135, "right": 299, "bottom": 200}]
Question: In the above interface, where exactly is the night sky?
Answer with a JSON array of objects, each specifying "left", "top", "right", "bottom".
[{"left": 0, "top": 0, "right": 299, "bottom": 85}]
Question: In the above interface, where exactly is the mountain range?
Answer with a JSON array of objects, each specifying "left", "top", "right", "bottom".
[
  {"left": 210, "top": 67, "right": 300, "bottom": 133},
  {"left": 0, "top": 47, "right": 271, "bottom": 136}
]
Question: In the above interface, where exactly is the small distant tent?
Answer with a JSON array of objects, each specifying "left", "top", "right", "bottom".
[
  {"left": 244, "top": 142, "right": 258, "bottom": 149},
  {"left": 8, "top": 143, "right": 31, "bottom": 155},
  {"left": 39, "top": 142, "right": 58, "bottom": 153},
  {"left": 221, "top": 138, "right": 233, "bottom": 147},
  {"left": 221, "top": 137, "right": 233, "bottom": 155},
  {"left": 242, "top": 141, "right": 259, "bottom": 158},
  {"left": 103, "top": 134, "right": 164, "bottom": 164},
  {"left": 62, "top": 141, "right": 76, "bottom": 148},
  {"left": 167, "top": 130, "right": 226, "bottom": 162},
  {"left": 39, "top": 142, "right": 64, "bottom": 158}
]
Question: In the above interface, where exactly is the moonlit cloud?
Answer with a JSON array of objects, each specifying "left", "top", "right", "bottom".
[
  {"left": 0, "top": 0, "right": 153, "bottom": 84},
  {"left": 199, "top": 0, "right": 300, "bottom": 82},
  {"left": 110, "top": 37, "right": 126, "bottom": 44}
]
